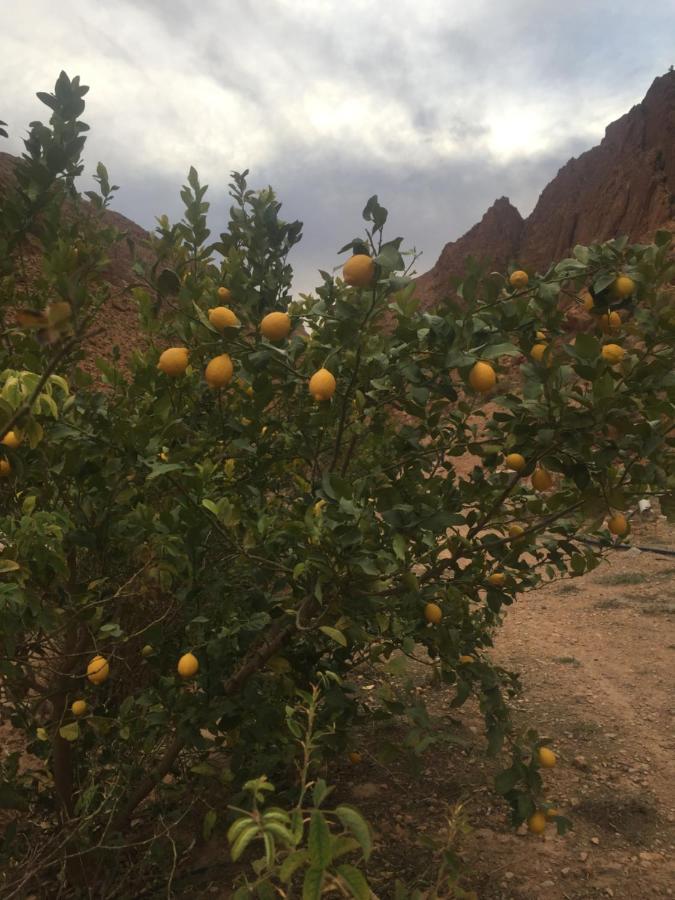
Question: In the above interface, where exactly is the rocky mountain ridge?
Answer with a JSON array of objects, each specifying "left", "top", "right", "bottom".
[{"left": 415, "top": 70, "right": 675, "bottom": 304}]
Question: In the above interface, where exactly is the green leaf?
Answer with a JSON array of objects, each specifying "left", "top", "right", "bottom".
[
  {"left": 59, "top": 722, "right": 79, "bottom": 742},
  {"left": 279, "top": 849, "right": 309, "bottom": 882},
  {"left": 392, "top": 533, "right": 407, "bottom": 561},
  {"left": 308, "top": 810, "right": 332, "bottom": 868},
  {"left": 202, "top": 498, "right": 219, "bottom": 516},
  {"left": 157, "top": 268, "right": 181, "bottom": 296},
  {"left": 203, "top": 809, "right": 217, "bottom": 841},
  {"left": 302, "top": 866, "right": 324, "bottom": 900},
  {"left": 334, "top": 806, "right": 372, "bottom": 860},
  {"left": 319, "top": 626, "right": 347, "bottom": 648},
  {"left": 494, "top": 767, "right": 518, "bottom": 795},
  {"left": 0, "top": 560, "right": 20, "bottom": 573},
  {"left": 336, "top": 863, "right": 371, "bottom": 899}
]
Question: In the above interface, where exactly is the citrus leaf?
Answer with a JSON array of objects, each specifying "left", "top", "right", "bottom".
[
  {"left": 308, "top": 810, "right": 332, "bottom": 868},
  {"left": 335, "top": 863, "right": 371, "bottom": 900},
  {"left": 319, "top": 626, "right": 347, "bottom": 648},
  {"left": 335, "top": 805, "right": 372, "bottom": 860}
]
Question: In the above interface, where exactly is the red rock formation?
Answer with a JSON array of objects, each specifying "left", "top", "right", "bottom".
[
  {"left": 417, "top": 70, "right": 675, "bottom": 306},
  {"left": 414, "top": 197, "right": 524, "bottom": 304}
]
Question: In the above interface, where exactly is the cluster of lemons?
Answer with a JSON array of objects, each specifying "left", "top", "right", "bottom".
[
  {"left": 70, "top": 650, "right": 200, "bottom": 718},
  {"left": 469, "top": 272, "right": 633, "bottom": 394},
  {"left": 0, "top": 429, "right": 21, "bottom": 477}
]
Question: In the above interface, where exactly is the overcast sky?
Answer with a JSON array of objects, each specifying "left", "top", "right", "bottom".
[{"left": 2, "top": 1, "right": 674, "bottom": 293}]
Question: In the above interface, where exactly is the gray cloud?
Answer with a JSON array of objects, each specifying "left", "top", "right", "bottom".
[{"left": 2, "top": 0, "right": 673, "bottom": 293}]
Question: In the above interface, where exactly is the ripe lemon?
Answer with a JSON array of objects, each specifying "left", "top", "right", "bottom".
[
  {"left": 535, "top": 330, "right": 547, "bottom": 340},
  {"left": 601, "top": 343, "right": 624, "bottom": 365},
  {"left": 309, "top": 368, "right": 336, "bottom": 401},
  {"left": 546, "top": 807, "right": 560, "bottom": 819},
  {"left": 71, "top": 699, "right": 87, "bottom": 717},
  {"left": 611, "top": 275, "right": 634, "bottom": 299},
  {"left": 205, "top": 354, "right": 234, "bottom": 388},
  {"left": 468, "top": 361, "right": 496, "bottom": 393},
  {"left": 343, "top": 254, "right": 375, "bottom": 287},
  {"left": 527, "top": 811, "right": 547, "bottom": 834},
  {"left": 208, "top": 306, "right": 239, "bottom": 330},
  {"left": 487, "top": 572, "right": 506, "bottom": 587},
  {"left": 87, "top": 655, "right": 109, "bottom": 685},
  {"left": 537, "top": 747, "right": 557, "bottom": 768},
  {"left": 260, "top": 311, "right": 292, "bottom": 341},
  {"left": 0, "top": 459, "right": 11, "bottom": 477},
  {"left": 607, "top": 513, "right": 628, "bottom": 536},
  {"left": 508, "top": 523, "right": 525, "bottom": 539},
  {"left": 177, "top": 652, "right": 199, "bottom": 679},
  {"left": 424, "top": 602, "right": 442, "bottom": 624},
  {"left": 217, "top": 286, "right": 232, "bottom": 302},
  {"left": 1, "top": 431, "right": 21, "bottom": 449},
  {"left": 599, "top": 311, "right": 621, "bottom": 333},
  {"left": 509, "top": 270, "right": 529, "bottom": 289},
  {"left": 348, "top": 751, "right": 363, "bottom": 765},
  {"left": 531, "top": 467, "right": 553, "bottom": 491},
  {"left": 530, "top": 343, "right": 549, "bottom": 364},
  {"left": 505, "top": 453, "right": 526, "bottom": 472},
  {"left": 158, "top": 347, "right": 189, "bottom": 377},
  {"left": 458, "top": 655, "right": 473, "bottom": 665},
  {"left": 582, "top": 292, "right": 594, "bottom": 312},
  {"left": 141, "top": 644, "right": 154, "bottom": 658}
]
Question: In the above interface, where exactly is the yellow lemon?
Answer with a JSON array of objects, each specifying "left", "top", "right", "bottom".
[
  {"left": 582, "top": 292, "right": 594, "bottom": 312},
  {"left": 546, "top": 808, "right": 560, "bottom": 819},
  {"left": 1, "top": 431, "right": 21, "bottom": 449},
  {"left": 217, "top": 286, "right": 232, "bottom": 302},
  {"left": 505, "top": 453, "right": 526, "bottom": 472},
  {"left": 458, "top": 655, "right": 473, "bottom": 665},
  {"left": 509, "top": 270, "right": 529, "bottom": 289},
  {"left": 158, "top": 347, "right": 189, "bottom": 377},
  {"left": 71, "top": 699, "right": 87, "bottom": 717},
  {"left": 535, "top": 330, "right": 547, "bottom": 340},
  {"left": 531, "top": 467, "right": 553, "bottom": 491},
  {"left": 424, "top": 602, "right": 442, "bottom": 625},
  {"left": 208, "top": 306, "right": 239, "bottom": 330},
  {"left": 527, "top": 811, "right": 547, "bottom": 835},
  {"left": 611, "top": 275, "right": 634, "bottom": 299},
  {"left": 177, "top": 652, "right": 199, "bottom": 679},
  {"left": 141, "top": 644, "right": 154, "bottom": 658},
  {"left": 260, "top": 311, "right": 292, "bottom": 341},
  {"left": 601, "top": 343, "right": 624, "bottom": 365},
  {"left": 309, "top": 368, "right": 336, "bottom": 401},
  {"left": 0, "top": 459, "right": 11, "bottom": 478},
  {"left": 599, "top": 311, "right": 621, "bottom": 333},
  {"left": 607, "top": 513, "right": 628, "bottom": 536},
  {"left": 205, "top": 354, "right": 234, "bottom": 388},
  {"left": 87, "top": 655, "right": 109, "bottom": 685},
  {"left": 343, "top": 254, "right": 375, "bottom": 287},
  {"left": 530, "top": 343, "right": 550, "bottom": 364},
  {"left": 537, "top": 747, "right": 557, "bottom": 768},
  {"left": 487, "top": 572, "right": 506, "bottom": 587},
  {"left": 508, "top": 524, "right": 525, "bottom": 539},
  {"left": 468, "top": 361, "right": 496, "bottom": 393}
]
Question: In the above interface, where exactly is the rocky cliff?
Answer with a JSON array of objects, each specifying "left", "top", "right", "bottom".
[{"left": 416, "top": 70, "right": 675, "bottom": 305}]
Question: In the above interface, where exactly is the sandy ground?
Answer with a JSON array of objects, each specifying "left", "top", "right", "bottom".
[{"left": 325, "top": 517, "right": 675, "bottom": 900}]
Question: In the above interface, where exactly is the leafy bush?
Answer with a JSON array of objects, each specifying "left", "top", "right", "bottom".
[{"left": 0, "top": 72, "right": 673, "bottom": 895}]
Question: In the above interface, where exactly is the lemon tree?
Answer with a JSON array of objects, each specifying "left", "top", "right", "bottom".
[{"left": 0, "top": 73, "right": 674, "bottom": 892}]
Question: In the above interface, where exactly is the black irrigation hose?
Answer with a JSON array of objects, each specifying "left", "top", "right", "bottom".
[{"left": 579, "top": 536, "right": 675, "bottom": 558}]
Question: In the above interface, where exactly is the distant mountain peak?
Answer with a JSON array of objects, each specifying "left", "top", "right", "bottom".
[{"left": 416, "top": 69, "right": 675, "bottom": 306}]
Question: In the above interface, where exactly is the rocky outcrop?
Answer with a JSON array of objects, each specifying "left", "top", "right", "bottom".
[
  {"left": 414, "top": 197, "right": 524, "bottom": 304},
  {"left": 416, "top": 70, "right": 675, "bottom": 305}
]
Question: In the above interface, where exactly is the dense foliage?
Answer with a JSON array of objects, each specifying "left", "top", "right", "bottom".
[{"left": 0, "top": 73, "right": 673, "bottom": 896}]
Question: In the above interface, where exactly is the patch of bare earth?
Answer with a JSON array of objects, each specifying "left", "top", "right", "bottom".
[{"left": 316, "top": 519, "right": 675, "bottom": 900}]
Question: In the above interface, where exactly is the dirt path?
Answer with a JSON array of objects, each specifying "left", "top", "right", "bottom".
[{"left": 321, "top": 520, "right": 675, "bottom": 900}]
